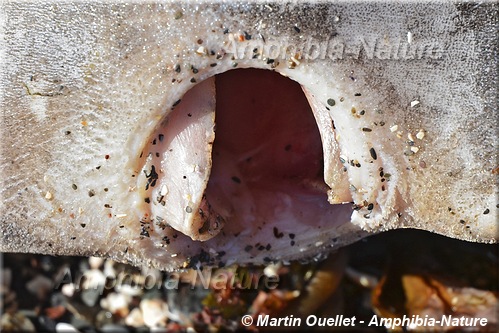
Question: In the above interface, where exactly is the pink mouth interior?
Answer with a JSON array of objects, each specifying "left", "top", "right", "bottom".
[
  {"left": 213, "top": 68, "right": 324, "bottom": 191},
  {"left": 205, "top": 69, "right": 351, "bottom": 243}
]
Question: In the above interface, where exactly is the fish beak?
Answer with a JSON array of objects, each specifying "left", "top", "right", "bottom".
[{"left": 136, "top": 69, "right": 354, "bottom": 242}]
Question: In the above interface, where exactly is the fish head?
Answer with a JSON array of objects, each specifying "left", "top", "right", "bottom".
[{"left": 1, "top": 1, "right": 497, "bottom": 270}]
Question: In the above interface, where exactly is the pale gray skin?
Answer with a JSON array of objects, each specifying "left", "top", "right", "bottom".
[{"left": 1, "top": 1, "right": 497, "bottom": 270}]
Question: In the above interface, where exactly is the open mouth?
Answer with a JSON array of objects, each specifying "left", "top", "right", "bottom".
[{"left": 136, "top": 68, "right": 353, "bottom": 259}]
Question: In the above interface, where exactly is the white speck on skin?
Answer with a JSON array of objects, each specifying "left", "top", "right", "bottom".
[
  {"left": 411, "top": 146, "right": 419, "bottom": 153},
  {"left": 416, "top": 129, "right": 425, "bottom": 140},
  {"left": 290, "top": 56, "right": 300, "bottom": 65},
  {"left": 45, "top": 191, "right": 52, "bottom": 200},
  {"left": 29, "top": 96, "right": 48, "bottom": 121},
  {"left": 390, "top": 125, "right": 398, "bottom": 132},
  {"left": 410, "top": 100, "right": 420, "bottom": 107},
  {"left": 160, "top": 185, "right": 168, "bottom": 196},
  {"left": 407, "top": 31, "right": 413, "bottom": 44},
  {"left": 195, "top": 46, "right": 207, "bottom": 55}
]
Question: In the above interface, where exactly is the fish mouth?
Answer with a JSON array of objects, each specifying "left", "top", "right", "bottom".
[
  {"left": 136, "top": 68, "right": 358, "bottom": 265},
  {"left": 206, "top": 69, "right": 353, "bottom": 239}
]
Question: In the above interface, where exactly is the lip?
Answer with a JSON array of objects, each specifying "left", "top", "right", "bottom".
[{"left": 135, "top": 77, "right": 220, "bottom": 242}]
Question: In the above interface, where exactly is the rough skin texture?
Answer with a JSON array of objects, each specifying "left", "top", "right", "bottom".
[{"left": 0, "top": 1, "right": 497, "bottom": 270}]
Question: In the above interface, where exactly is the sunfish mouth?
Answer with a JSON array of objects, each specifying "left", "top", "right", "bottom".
[
  {"left": 1, "top": 1, "right": 496, "bottom": 271},
  {"left": 134, "top": 69, "right": 355, "bottom": 266}
]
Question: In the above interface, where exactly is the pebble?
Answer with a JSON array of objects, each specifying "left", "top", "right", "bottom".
[
  {"left": 100, "top": 292, "right": 131, "bottom": 317},
  {"left": 56, "top": 322, "right": 81, "bottom": 333},
  {"left": 95, "top": 310, "right": 114, "bottom": 328},
  {"left": 103, "top": 259, "right": 117, "bottom": 278},
  {"left": 264, "top": 263, "right": 281, "bottom": 277},
  {"left": 100, "top": 323, "right": 130, "bottom": 333},
  {"left": 416, "top": 129, "right": 425, "bottom": 140},
  {"left": 61, "top": 283, "right": 76, "bottom": 297},
  {"left": 115, "top": 283, "right": 144, "bottom": 297},
  {"left": 88, "top": 257, "right": 105, "bottom": 270},
  {"left": 81, "top": 288, "right": 102, "bottom": 308},
  {"left": 140, "top": 298, "right": 170, "bottom": 328},
  {"left": 26, "top": 274, "right": 53, "bottom": 297},
  {"left": 1, "top": 311, "right": 36, "bottom": 332},
  {"left": 80, "top": 269, "right": 107, "bottom": 307},
  {"left": 125, "top": 307, "right": 145, "bottom": 328},
  {"left": 81, "top": 268, "right": 106, "bottom": 290}
]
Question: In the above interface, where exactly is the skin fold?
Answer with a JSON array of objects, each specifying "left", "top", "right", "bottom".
[{"left": 0, "top": 1, "right": 497, "bottom": 270}]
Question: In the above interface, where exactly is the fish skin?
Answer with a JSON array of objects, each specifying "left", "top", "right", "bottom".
[{"left": 0, "top": 1, "right": 497, "bottom": 270}]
